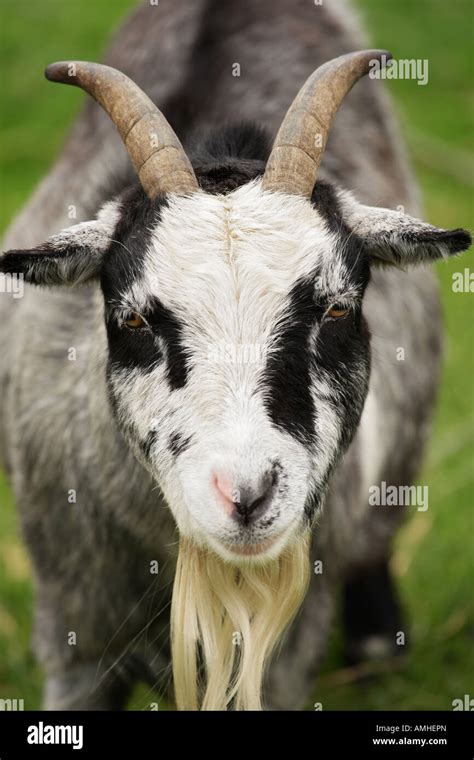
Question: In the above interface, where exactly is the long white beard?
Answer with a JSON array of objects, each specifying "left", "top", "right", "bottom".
[{"left": 171, "top": 532, "right": 311, "bottom": 710}]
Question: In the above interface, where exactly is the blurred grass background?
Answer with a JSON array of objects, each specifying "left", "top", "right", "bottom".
[{"left": 0, "top": 0, "right": 472, "bottom": 710}]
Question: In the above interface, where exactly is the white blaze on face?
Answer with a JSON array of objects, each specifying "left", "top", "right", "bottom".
[{"left": 111, "top": 180, "right": 351, "bottom": 560}]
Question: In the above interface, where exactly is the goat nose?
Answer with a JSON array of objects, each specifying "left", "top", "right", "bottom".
[{"left": 213, "top": 470, "right": 277, "bottom": 524}]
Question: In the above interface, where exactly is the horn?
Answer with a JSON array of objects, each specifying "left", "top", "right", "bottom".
[
  {"left": 261, "top": 50, "right": 392, "bottom": 197},
  {"left": 45, "top": 61, "right": 199, "bottom": 199}
]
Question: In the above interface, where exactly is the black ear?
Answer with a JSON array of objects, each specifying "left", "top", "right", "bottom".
[
  {"left": 335, "top": 189, "right": 471, "bottom": 267},
  {"left": 0, "top": 202, "right": 119, "bottom": 286}
]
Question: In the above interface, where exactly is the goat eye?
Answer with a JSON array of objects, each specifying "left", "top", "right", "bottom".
[
  {"left": 124, "top": 312, "right": 145, "bottom": 329},
  {"left": 327, "top": 305, "right": 349, "bottom": 320}
]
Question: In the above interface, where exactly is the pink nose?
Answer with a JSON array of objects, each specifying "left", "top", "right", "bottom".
[{"left": 212, "top": 472, "right": 236, "bottom": 515}]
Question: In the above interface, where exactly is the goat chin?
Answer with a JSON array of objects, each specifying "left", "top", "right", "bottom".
[{"left": 171, "top": 532, "right": 311, "bottom": 710}]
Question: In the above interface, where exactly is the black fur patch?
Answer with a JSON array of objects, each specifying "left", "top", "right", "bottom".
[
  {"left": 191, "top": 122, "right": 268, "bottom": 194},
  {"left": 169, "top": 431, "right": 192, "bottom": 457},
  {"left": 105, "top": 296, "right": 190, "bottom": 390},
  {"left": 101, "top": 187, "right": 189, "bottom": 388},
  {"left": 101, "top": 185, "right": 166, "bottom": 292},
  {"left": 260, "top": 277, "right": 318, "bottom": 447},
  {"left": 141, "top": 430, "right": 159, "bottom": 460},
  {"left": 314, "top": 309, "right": 371, "bottom": 453},
  {"left": 415, "top": 227, "right": 471, "bottom": 252},
  {"left": 196, "top": 159, "right": 266, "bottom": 194},
  {"left": 146, "top": 297, "right": 190, "bottom": 390},
  {"left": 390, "top": 227, "right": 472, "bottom": 259},
  {"left": 105, "top": 321, "right": 161, "bottom": 375},
  {"left": 312, "top": 180, "right": 353, "bottom": 237},
  {"left": 261, "top": 250, "right": 371, "bottom": 451}
]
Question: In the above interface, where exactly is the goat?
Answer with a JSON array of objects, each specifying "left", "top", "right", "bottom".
[{"left": 0, "top": 0, "right": 470, "bottom": 710}]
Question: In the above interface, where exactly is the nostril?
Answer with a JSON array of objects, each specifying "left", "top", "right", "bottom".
[{"left": 234, "top": 494, "right": 265, "bottom": 524}]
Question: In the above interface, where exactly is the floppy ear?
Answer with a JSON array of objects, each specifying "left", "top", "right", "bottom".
[
  {"left": 0, "top": 201, "right": 120, "bottom": 286},
  {"left": 336, "top": 189, "right": 471, "bottom": 267}
]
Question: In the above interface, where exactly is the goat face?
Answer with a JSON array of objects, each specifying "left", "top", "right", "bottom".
[
  {"left": 2, "top": 177, "right": 469, "bottom": 562},
  {"left": 100, "top": 181, "right": 371, "bottom": 561}
]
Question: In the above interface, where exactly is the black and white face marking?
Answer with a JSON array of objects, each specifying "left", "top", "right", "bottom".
[{"left": 103, "top": 180, "right": 371, "bottom": 562}]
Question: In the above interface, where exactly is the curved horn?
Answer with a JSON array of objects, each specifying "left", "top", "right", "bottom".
[
  {"left": 45, "top": 61, "right": 199, "bottom": 198},
  {"left": 261, "top": 50, "right": 392, "bottom": 197}
]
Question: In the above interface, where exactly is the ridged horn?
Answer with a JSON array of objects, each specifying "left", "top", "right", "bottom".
[
  {"left": 261, "top": 50, "right": 392, "bottom": 197},
  {"left": 45, "top": 61, "right": 199, "bottom": 198}
]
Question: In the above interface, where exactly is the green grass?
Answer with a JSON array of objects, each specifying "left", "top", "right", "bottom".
[{"left": 0, "top": 0, "right": 472, "bottom": 710}]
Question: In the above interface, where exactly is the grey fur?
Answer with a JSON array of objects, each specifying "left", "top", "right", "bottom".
[{"left": 0, "top": 0, "right": 459, "bottom": 710}]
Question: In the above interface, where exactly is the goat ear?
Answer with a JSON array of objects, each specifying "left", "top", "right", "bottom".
[
  {"left": 337, "top": 190, "right": 471, "bottom": 267},
  {"left": 0, "top": 202, "right": 119, "bottom": 286}
]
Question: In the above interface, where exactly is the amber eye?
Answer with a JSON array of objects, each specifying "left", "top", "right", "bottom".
[
  {"left": 327, "top": 305, "right": 349, "bottom": 320},
  {"left": 124, "top": 312, "right": 145, "bottom": 329}
]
